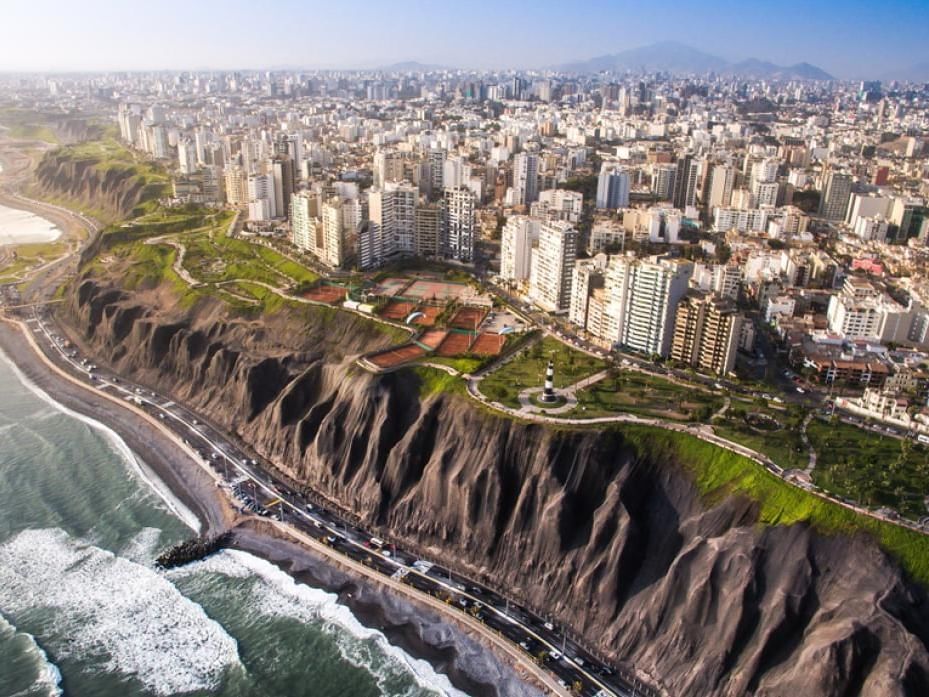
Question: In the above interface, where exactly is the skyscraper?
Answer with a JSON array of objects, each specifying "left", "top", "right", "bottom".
[
  {"left": 704, "top": 164, "right": 735, "bottom": 214},
  {"left": 367, "top": 182, "right": 417, "bottom": 266},
  {"left": 596, "top": 163, "right": 631, "bottom": 209},
  {"left": 672, "top": 154, "right": 698, "bottom": 210},
  {"left": 619, "top": 256, "right": 693, "bottom": 357},
  {"left": 512, "top": 152, "right": 539, "bottom": 206},
  {"left": 819, "top": 170, "right": 853, "bottom": 221},
  {"left": 442, "top": 187, "right": 476, "bottom": 262},
  {"left": 500, "top": 215, "right": 541, "bottom": 284},
  {"left": 528, "top": 220, "right": 578, "bottom": 312},
  {"left": 652, "top": 163, "right": 677, "bottom": 200},
  {"left": 670, "top": 292, "right": 743, "bottom": 375}
]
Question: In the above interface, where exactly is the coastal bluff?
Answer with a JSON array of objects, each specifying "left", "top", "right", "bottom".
[{"left": 59, "top": 276, "right": 929, "bottom": 697}]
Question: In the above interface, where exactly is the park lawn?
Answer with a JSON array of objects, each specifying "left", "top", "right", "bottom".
[
  {"left": 619, "top": 424, "right": 929, "bottom": 587},
  {"left": 808, "top": 419, "right": 929, "bottom": 521},
  {"left": 479, "top": 336, "right": 607, "bottom": 408},
  {"left": 712, "top": 400, "right": 809, "bottom": 471},
  {"left": 574, "top": 370, "right": 724, "bottom": 421}
]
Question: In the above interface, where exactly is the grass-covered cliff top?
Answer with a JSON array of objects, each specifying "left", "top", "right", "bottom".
[
  {"left": 35, "top": 136, "right": 168, "bottom": 221},
  {"left": 621, "top": 424, "right": 929, "bottom": 587}
]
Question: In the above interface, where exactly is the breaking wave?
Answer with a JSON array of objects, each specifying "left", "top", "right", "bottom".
[
  {"left": 0, "top": 528, "right": 241, "bottom": 696},
  {"left": 174, "top": 549, "right": 469, "bottom": 697}
]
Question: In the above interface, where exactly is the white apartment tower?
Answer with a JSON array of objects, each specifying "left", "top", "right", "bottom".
[
  {"left": 528, "top": 221, "right": 578, "bottom": 312},
  {"left": 619, "top": 257, "right": 694, "bottom": 357},
  {"left": 500, "top": 216, "right": 541, "bottom": 284},
  {"left": 442, "top": 187, "right": 476, "bottom": 263},
  {"left": 512, "top": 152, "right": 540, "bottom": 205}
]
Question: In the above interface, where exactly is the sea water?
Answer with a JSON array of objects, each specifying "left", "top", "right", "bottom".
[
  {"left": 0, "top": 204, "right": 62, "bottom": 245},
  {"left": 0, "top": 351, "right": 467, "bottom": 697}
]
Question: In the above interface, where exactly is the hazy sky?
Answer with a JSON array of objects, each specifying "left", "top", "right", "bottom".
[{"left": 1, "top": 0, "right": 927, "bottom": 78}]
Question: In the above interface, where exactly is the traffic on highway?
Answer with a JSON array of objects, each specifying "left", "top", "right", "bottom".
[{"left": 24, "top": 305, "right": 658, "bottom": 697}]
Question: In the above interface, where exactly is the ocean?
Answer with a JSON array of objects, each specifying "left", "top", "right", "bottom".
[
  {"left": 0, "top": 349, "right": 468, "bottom": 697},
  {"left": 0, "top": 204, "right": 62, "bottom": 246}
]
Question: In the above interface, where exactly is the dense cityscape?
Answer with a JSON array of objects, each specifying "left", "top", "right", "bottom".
[
  {"left": 8, "top": 68, "right": 929, "bottom": 425},
  {"left": 3, "top": 48, "right": 929, "bottom": 697}
]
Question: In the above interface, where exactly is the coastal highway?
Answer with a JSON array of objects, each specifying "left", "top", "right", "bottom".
[{"left": 22, "top": 305, "right": 659, "bottom": 697}]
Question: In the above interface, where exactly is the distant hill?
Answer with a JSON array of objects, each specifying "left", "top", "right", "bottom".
[
  {"left": 553, "top": 41, "right": 833, "bottom": 80},
  {"left": 555, "top": 41, "right": 728, "bottom": 75},
  {"left": 729, "top": 59, "right": 834, "bottom": 81}
]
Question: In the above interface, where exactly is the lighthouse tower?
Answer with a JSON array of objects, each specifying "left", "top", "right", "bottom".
[{"left": 540, "top": 359, "right": 557, "bottom": 403}]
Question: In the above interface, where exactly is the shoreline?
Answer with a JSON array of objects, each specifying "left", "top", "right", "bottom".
[{"left": 0, "top": 319, "right": 549, "bottom": 697}]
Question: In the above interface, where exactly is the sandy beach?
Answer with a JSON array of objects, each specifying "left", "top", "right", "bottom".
[{"left": 0, "top": 319, "right": 548, "bottom": 697}]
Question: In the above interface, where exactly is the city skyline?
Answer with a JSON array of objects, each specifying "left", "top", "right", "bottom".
[{"left": 1, "top": 0, "right": 928, "bottom": 80}]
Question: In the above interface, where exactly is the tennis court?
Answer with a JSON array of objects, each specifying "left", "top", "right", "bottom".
[
  {"left": 470, "top": 332, "right": 506, "bottom": 356},
  {"left": 449, "top": 306, "right": 487, "bottom": 330},
  {"left": 436, "top": 331, "right": 474, "bottom": 356},
  {"left": 412, "top": 304, "right": 442, "bottom": 326},
  {"left": 302, "top": 285, "right": 348, "bottom": 304},
  {"left": 368, "top": 277, "right": 410, "bottom": 298},
  {"left": 403, "top": 279, "right": 470, "bottom": 302},
  {"left": 380, "top": 299, "right": 418, "bottom": 321},
  {"left": 367, "top": 343, "right": 426, "bottom": 369},
  {"left": 417, "top": 329, "right": 448, "bottom": 349}
]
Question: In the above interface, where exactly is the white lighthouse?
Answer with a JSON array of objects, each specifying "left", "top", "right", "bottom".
[{"left": 540, "top": 359, "right": 557, "bottom": 403}]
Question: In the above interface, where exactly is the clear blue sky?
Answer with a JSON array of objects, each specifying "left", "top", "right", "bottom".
[{"left": 1, "top": 0, "right": 927, "bottom": 78}]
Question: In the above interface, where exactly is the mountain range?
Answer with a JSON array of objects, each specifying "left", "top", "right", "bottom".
[{"left": 553, "top": 41, "right": 834, "bottom": 80}]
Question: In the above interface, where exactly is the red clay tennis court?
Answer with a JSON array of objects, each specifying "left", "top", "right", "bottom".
[
  {"left": 302, "top": 285, "right": 347, "bottom": 304},
  {"left": 403, "top": 279, "right": 469, "bottom": 302},
  {"left": 379, "top": 299, "right": 417, "bottom": 321},
  {"left": 412, "top": 304, "right": 442, "bottom": 326},
  {"left": 449, "top": 306, "right": 487, "bottom": 330},
  {"left": 417, "top": 329, "right": 447, "bottom": 349},
  {"left": 367, "top": 343, "right": 426, "bottom": 369},
  {"left": 470, "top": 332, "right": 506, "bottom": 356},
  {"left": 436, "top": 332, "right": 474, "bottom": 356}
]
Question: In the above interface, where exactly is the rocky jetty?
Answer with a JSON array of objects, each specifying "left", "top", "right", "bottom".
[{"left": 155, "top": 532, "right": 233, "bottom": 570}]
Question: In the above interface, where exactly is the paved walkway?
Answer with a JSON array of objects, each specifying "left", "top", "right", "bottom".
[
  {"left": 514, "top": 368, "right": 610, "bottom": 415},
  {"left": 801, "top": 412, "right": 818, "bottom": 475}
]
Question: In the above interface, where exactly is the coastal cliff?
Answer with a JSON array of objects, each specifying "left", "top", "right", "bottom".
[
  {"left": 61, "top": 277, "right": 929, "bottom": 697},
  {"left": 33, "top": 146, "right": 167, "bottom": 221}
]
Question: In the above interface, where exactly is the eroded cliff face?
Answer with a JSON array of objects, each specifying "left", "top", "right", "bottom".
[
  {"left": 34, "top": 150, "right": 165, "bottom": 219},
  {"left": 66, "top": 279, "right": 929, "bottom": 697}
]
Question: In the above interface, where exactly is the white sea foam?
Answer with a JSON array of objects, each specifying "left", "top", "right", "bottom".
[
  {"left": 0, "top": 348, "right": 201, "bottom": 532},
  {"left": 0, "top": 203, "right": 61, "bottom": 245},
  {"left": 119, "top": 526, "right": 164, "bottom": 566},
  {"left": 174, "top": 549, "right": 469, "bottom": 697},
  {"left": 0, "top": 612, "right": 63, "bottom": 697},
  {"left": 0, "top": 528, "right": 241, "bottom": 696}
]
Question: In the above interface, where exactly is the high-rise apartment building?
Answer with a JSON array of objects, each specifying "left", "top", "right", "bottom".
[
  {"left": 528, "top": 220, "right": 578, "bottom": 312},
  {"left": 442, "top": 187, "right": 476, "bottom": 262},
  {"left": 819, "top": 170, "right": 853, "bottom": 221},
  {"left": 652, "top": 163, "right": 677, "bottom": 200},
  {"left": 596, "top": 163, "right": 630, "bottom": 209},
  {"left": 373, "top": 149, "right": 406, "bottom": 189},
  {"left": 414, "top": 204, "right": 442, "bottom": 258},
  {"left": 320, "top": 198, "right": 346, "bottom": 268},
  {"left": 500, "top": 216, "right": 541, "bottom": 284},
  {"left": 704, "top": 164, "right": 735, "bottom": 213},
  {"left": 224, "top": 165, "right": 248, "bottom": 206},
  {"left": 672, "top": 154, "right": 698, "bottom": 210},
  {"left": 512, "top": 152, "right": 540, "bottom": 205},
  {"left": 670, "top": 292, "right": 743, "bottom": 375},
  {"left": 366, "top": 182, "right": 417, "bottom": 268},
  {"left": 619, "top": 257, "right": 694, "bottom": 357}
]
